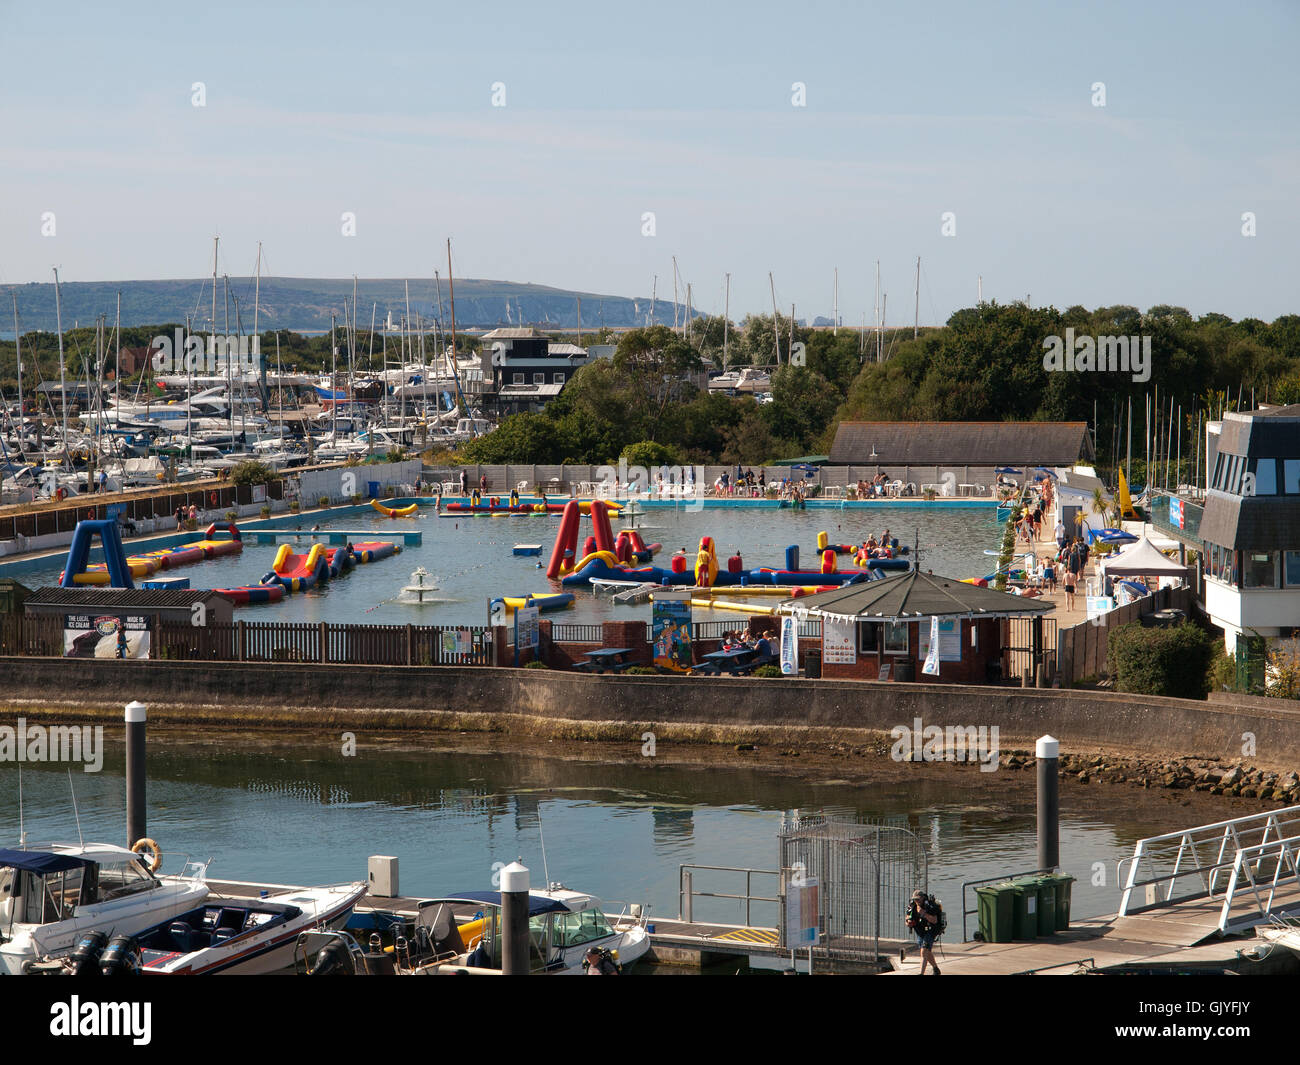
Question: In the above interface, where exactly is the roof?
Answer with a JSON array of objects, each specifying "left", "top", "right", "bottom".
[
  {"left": 0, "top": 847, "right": 92, "bottom": 874},
  {"left": 828, "top": 421, "right": 1095, "bottom": 466},
  {"left": 778, "top": 568, "right": 1056, "bottom": 622},
  {"left": 480, "top": 327, "right": 546, "bottom": 340},
  {"left": 498, "top": 383, "right": 565, "bottom": 398},
  {"left": 1200, "top": 491, "right": 1300, "bottom": 551},
  {"left": 26, "top": 587, "right": 230, "bottom": 608},
  {"left": 419, "top": 892, "right": 569, "bottom": 916}
]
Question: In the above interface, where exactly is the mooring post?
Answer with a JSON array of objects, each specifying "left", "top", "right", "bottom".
[
  {"left": 500, "top": 860, "right": 530, "bottom": 975},
  {"left": 125, "top": 700, "right": 146, "bottom": 847},
  {"left": 1036, "top": 734, "right": 1059, "bottom": 871}
]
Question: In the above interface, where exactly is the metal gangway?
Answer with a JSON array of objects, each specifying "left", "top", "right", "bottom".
[{"left": 1118, "top": 804, "right": 1300, "bottom": 935}]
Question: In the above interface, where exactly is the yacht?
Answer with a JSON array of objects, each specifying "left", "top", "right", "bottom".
[
  {"left": 295, "top": 884, "right": 650, "bottom": 975},
  {"left": 0, "top": 842, "right": 210, "bottom": 975}
]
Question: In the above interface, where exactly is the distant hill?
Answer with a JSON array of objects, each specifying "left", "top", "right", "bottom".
[{"left": 3, "top": 277, "right": 688, "bottom": 333}]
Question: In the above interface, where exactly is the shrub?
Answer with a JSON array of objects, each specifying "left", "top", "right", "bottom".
[
  {"left": 225, "top": 510, "right": 238, "bottom": 522},
  {"left": 754, "top": 664, "right": 784, "bottom": 678},
  {"left": 1109, "top": 621, "right": 1214, "bottom": 700},
  {"left": 1267, "top": 642, "right": 1300, "bottom": 700},
  {"left": 624, "top": 665, "right": 659, "bottom": 675},
  {"left": 229, "top": 459, "right": 274, "bottom": 486},
  {"left": 523, "top": 660, "right": 550, "bottom": 669},
  {"left": 317, "top": 495, "right": 330, "bottom": 507},
  {"left": 1208, "top": 649, "right": 1237, "bottom": 693},
  {"left": 259, "top": 505, "right": 271, "bottom": 519},
  {"left": 289, "top": 501, "right": 300, "bottom": 513}
]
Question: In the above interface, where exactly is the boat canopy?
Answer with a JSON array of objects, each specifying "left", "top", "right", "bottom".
[
  {"left": 422, "top": 892, "right": 569, "bottom": 916},
  {"left": 0, "top": 848, "right": 93, "bottom": 874}
]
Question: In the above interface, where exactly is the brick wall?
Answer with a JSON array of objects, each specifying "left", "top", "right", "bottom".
[{"left": 822, "top": 617, "right": 1000, "bottom": 685}]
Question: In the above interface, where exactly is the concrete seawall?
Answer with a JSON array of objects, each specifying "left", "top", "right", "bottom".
[{"left": 4, "top": 657, "right": 1300, "bottom": 766}]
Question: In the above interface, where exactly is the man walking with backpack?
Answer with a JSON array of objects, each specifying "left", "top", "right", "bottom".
[{"left": 906, "top": 889, "right": 943, "bottom": 975}]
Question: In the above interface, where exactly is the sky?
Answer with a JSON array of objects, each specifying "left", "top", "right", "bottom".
[{"left": 1, "top": 0, "right": 1297, "bottom": 326}]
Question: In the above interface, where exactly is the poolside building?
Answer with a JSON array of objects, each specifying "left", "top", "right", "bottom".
[
  {"left": 1195, "top": 404, "right": 1300, "bottom": 656},
  {"left": 778, "top": 569, "right": 1056, "bottom": 685}
]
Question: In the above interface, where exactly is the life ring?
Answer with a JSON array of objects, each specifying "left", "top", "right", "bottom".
[
  {"left": 209, "top": 491, "right": 219, "bottom": 506},
  {"left": 55, "top": 487, "right": 67, "bottom": 501},
  {"left": 131, "top": 837, "right": 162, "bottom": 872},
  {"left": 86, "top": 509, "right": 96, "bottom": 520}
]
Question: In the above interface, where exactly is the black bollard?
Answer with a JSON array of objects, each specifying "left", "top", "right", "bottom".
[
  {"left": 500, "top": 861, "right": 530, "bottom": 975},
  {"left": 1036, "top": 734, "right": 1059, "bottom": 871},
  {"left": 125, "top": 701, "right": 146, "bottom": 848}
]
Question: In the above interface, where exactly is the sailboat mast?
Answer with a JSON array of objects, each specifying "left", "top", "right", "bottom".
[
  {"left": 768, "top": 272, "right": 779, "bottom": 365},
  {"left": 114, "top": 292, "right": 121, "bottom": 427},
  {"left": 723, "top": 272, "right": 730, "bottom": 371},
  {"left": 11, "top": 293, "right": 23, "bottom": 450},
  {"left": 53, "top": 268, "right": 69, "bottom": 470},
  {"left": 914, "top": 256, "right": 920, "bottom": 339},
  {"left": 833, "top": 267, "right": 838, "bottom": 336}
]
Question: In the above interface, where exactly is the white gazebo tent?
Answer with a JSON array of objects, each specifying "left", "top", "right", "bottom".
[{"left": 1100, "top": 536, "right": 1190, "bottom": 581}]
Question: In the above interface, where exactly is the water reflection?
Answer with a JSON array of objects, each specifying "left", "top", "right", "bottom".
[{"left": 1, "top": 734, "right": 1160, "bottom": 931}]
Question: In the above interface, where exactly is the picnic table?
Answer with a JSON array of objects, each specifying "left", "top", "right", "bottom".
[
  {"left": 575, "top": 647, "right": 635, "bottom": 674},
  {"left": 696, "top": 646, "right": 760, "bottom": 676}
]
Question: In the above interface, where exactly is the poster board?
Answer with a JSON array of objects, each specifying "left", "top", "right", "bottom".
[
  {"left": 652, "top": 592, "right": 693, "bottom": 672},
  {"left": 64, "top": 613, "right": 151, "bottom": 659},
  {"left": 822, "top": 617, "right": 856, "bottom": 664}
]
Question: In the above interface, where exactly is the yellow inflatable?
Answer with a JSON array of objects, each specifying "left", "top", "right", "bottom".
[
  {"left": 566, "top": 549, "right": 620, "bottom": 574},
  {"left": 371, "top": 499, "right": 418, "bottom": 518}
]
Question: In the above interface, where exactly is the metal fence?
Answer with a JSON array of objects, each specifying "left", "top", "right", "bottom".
[
  {"left": 151, "top": 620, "right": 496, "bottom": 666},
  {"left": 549, "top": 623, "right": 603, "bottom": 644},
  {"left": 778, "top": 813, "right": 928, "bottom": 961}
]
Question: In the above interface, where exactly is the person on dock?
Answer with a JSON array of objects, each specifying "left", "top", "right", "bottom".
[
  {"left": 459, "top": 469, "right": 467, "bottom": 494},
  {"left": 906, "top": 889, "right": 942, "bottom": 975}
]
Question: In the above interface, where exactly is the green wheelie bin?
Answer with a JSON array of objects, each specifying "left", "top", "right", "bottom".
[
  {"left": 1033, "top": 875, "right": 1058, "bottom": 936},
  {"left": 1009, "top": 878, "right": 1038, "bottom": 940},
  {"left": 1048, "top": 872, "right": 1075, "bottom": 931},
  {"left": 975, "top": 883, "right": 1015, "bottom": 943}
]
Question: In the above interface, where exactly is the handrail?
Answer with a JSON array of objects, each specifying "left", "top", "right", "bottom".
[
  {"left": 1118, "top": 805, "right": 1300, "bottom": 932},
  {"left": 960, "top": 867, "right": 1052, "bottom": 942},
  {"left": 678, "top": 864, "right": 779, "bottom": 927}
]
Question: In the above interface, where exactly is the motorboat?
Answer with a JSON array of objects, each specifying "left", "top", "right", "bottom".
[
  {"left": 0, "top": 842, "right": 210, "bottom": 975},
  {"left": 295, "top": 885, "right": 650, "bottom": 975},
  {"left": 128, "top": 881, "right": 367, "bottom": 975}
]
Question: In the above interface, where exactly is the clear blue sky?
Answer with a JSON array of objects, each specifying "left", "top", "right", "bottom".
[{"left": 1, "top": 0, "right": 1296, "bottom": 325}]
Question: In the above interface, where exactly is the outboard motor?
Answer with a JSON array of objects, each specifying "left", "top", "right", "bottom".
[
  {"left": 66, "top": 930, "right": 110, "bottom": 976},
  {"left": 99, "top": 934, "right": 141, "bottom": 976},
  {"left": 308, "top": 938, "right": 355, "bottom": 976}
]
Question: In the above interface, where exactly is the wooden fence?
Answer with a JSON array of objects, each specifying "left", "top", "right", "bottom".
[{"left": 1056, "top": 586, "right": 1195, "bottom": 686}]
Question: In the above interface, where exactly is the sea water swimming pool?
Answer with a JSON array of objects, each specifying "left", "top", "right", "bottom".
[{"left": 1, "top": 500, "right": 1003, "bottom": 627}]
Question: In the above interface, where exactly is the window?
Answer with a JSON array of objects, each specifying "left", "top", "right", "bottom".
[
  {"left": 1229, "top": 455, "right": 1245, "bottom": 494},
  {"left": 857, "top": 622, "right": 879, "bottom": 654},
  {"left": 1243, "top": 552, "right": 1277, "bottom": 589},
  {"left": 1285, "top": 552, "right": 1300, "bottom": 587},
  {"left": 552, "top": 909, "right": 614, "bottom": 948},
  {"left": 1212, "top": 453, "right": 1226, "bottom": 490},
  {"left": 533, "top": 374, "right": 545, "bottom": 385},
  {"left": 96, "top": 859, "right": 156, "bottom": 901},
  {"left": 512, "top": 373, "right": 524, "bottom": 385},
  {"left": 1286, "top": 460, "right": 1300, "bottom": 495},
  {"left": 883, "top": 621, "right": 909, "bottom": 654},
  {"left": 555, "top": 373, "right": 565, "bottom": 385},
  {"left": 1252, "top": 459, "right": 1276, "bottom": 496}
]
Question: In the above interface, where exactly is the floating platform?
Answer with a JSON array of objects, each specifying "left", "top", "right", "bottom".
[
  {"left": 240, "top": 528, "right": 423, "bottom": 545},
  {"left": 512, "top": 544, "right": 543, "bottom": 556}
]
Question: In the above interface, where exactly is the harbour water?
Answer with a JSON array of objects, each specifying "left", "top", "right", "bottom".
[
  {"left": 8, "top": 504, "right": 1002, "bottom": 627},
  {"left": 3, "top": 732, "right": 1172, "bottom": 934}
]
